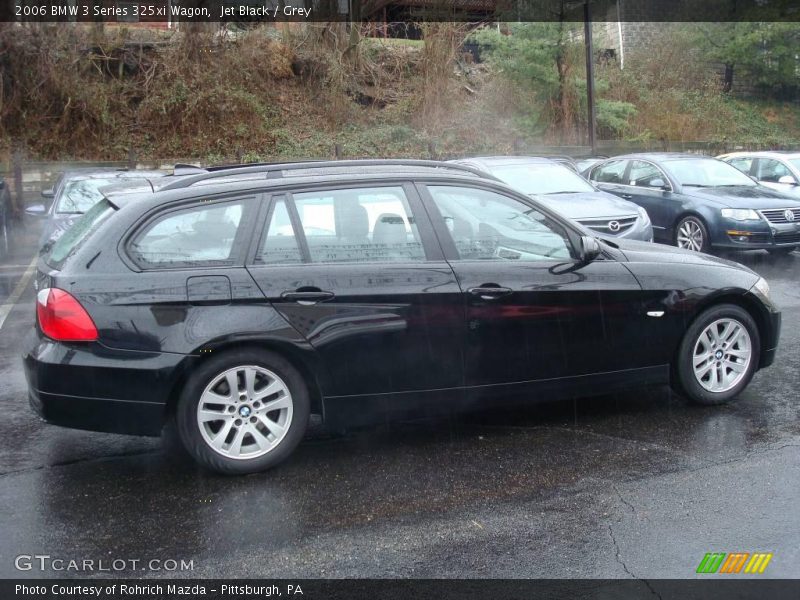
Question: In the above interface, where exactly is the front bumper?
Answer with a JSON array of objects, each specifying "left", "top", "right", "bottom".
[
  {"left": 713, "top": 218, "right": 800, "bottom": 250},
  {"left": 23, "top": 331, "right": 192, "bottom": 437}
]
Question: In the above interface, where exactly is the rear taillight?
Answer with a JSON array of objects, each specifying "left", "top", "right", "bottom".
[{"left": 36, "top": 288, "right": 98, "bottom": 342}]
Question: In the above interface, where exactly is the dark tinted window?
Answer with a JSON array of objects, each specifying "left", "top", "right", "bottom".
[
  {"left": 591, "top": 160, "right": 627, "bottom": 184},
  {"left": 130, "top": 199, "right": 250, "bottom": 268},
  {"left": 628, "top": 160, "right": 668, "bottom": 188},
  {"left": 258, "top": 198, "right": 303, "bottom": 265},
  {"left": 292, "top": 187, "right": 425, "bottom": 263},
  {"left": 427, "top": 185, "right": 574, "bottom": 261},
  {"left": 727, "top": 156, "right": 754, "bottom": 174},
  {"left": 46, "top": 199, "right": 115, "bottom": 269},
  {"left": 756, "top": 159, "right": 795, "bottom": 183}
]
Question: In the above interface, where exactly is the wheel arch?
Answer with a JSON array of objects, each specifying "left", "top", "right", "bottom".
[
  {"left": 163, "top": 339, "right": 327, "bottom": 423},
  {"left": 672, "top": 209, "right": 712, "bottom": 242},
  {"left": 684, "top": 292, "right": 771, "bottom": 368}
]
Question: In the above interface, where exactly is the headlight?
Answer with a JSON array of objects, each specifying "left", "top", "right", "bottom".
[
  {"left": 637, "top": 206, "right": 651, "bottom": 226},
  {"left": 721, "top": 208, "right": 760, "bottom": 221},
  {"left": 752, "top": 277, "right": 770, "bottom": 300}
]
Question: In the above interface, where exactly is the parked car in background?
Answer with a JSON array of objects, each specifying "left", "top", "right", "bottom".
[
  {"left": 451, "top": 156, "right": 653, "bottom": 241},
  {"left": 24, "top": 160, "right": 780, "bottom": 474},
  {"left": 27, "top": 169, "right": 166, "bottom": 252},
  {"left": 585, "top": 153, "right": 800, "bottom": 255},
  {"left": 718, "top": 151, "right": 800, "bottom": 198}
]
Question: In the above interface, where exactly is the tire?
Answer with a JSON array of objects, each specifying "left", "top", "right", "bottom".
[
  {"left": 674, "top": 304, "right": 760, "bottom": 406},
  {"left": 675, "top": 216, "right": 710, "bottom": 253},
  {"left": 767, "top": 246, "right": 796, "bottom": 256},
  {"left": 176, "top": 349, "right": 309, "bottom": 474}
]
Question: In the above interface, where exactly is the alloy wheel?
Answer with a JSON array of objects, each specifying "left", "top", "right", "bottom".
[
  {"left": 692, "top": 318, "right": 752, "bottom": 393},
  {"left": 677, "top": 219, "right": 704, "bottom": 252},
  {"left": 196, "top": 365, "right": 293, "bottom": 460}
]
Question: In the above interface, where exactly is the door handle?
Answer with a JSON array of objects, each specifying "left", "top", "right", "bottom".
[
  {"left": 468, "top": 286, "right": 513, "bottom": 301},
  {"left": 281, "top": 290, "right": 335, "bottom": 305},
  {"left": 621, "top": 194, "right": 633, "bottom": 199}
]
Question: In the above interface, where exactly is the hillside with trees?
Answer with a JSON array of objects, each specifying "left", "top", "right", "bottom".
[{"left": 0, "top": 22, "right": 798, "bottom": 162}]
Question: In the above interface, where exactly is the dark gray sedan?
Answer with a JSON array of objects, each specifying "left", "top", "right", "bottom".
[
  {"left": 28, "top": 169, "right": 166, "bottom": 252},
  {"left": 585, "top": 153, "right": 800, "bottom": 255},
  {"left": 450, "top": 157, "right": 654, "bottom": 242}
]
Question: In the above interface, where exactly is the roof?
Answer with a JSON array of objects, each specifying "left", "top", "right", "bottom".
[
  {"left": 718, "top": 151, "right": 800, "bottom": 159},
  {"left": 103, "top": 160, "right": 503, "bottom": 209},
  {"left": 62, "top": 169, "right": 167, "bottom": 181},
  {"left": 451, "top": 156, "right": 559, "bottom": 168},
  {"left": 599, "top": 152, "right": 716, "bottom": 162}
]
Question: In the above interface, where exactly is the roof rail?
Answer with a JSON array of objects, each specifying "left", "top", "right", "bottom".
[{"left": 160, "top": 159, "right": 499, "bottom": 191}]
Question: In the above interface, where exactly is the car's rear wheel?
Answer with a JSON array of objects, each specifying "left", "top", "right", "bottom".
[
  {"left": 675, "top": 216, "right": 710, "bottom": 253},
  {"left": 176, "top": 349, "right": 309, "bottom": 474},
  {"left": 674, "top": 304, "right": 760, "bottom": 405}
]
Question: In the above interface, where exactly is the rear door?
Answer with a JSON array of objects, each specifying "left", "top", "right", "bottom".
[
  {"left": 419, "top": 183, "right": 650, "bottom": 396},
  {"left": 246, "top": 184, "right": 465, "bottom": 401}
]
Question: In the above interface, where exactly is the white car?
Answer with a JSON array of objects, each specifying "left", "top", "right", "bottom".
[{"left": 718, "top": 151, "right": 800, "bottom": 198}]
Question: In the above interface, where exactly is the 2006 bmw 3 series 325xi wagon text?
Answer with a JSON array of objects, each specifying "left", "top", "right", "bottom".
[{"left": 23, "top": 160, "right": 781, "bottom": 474}]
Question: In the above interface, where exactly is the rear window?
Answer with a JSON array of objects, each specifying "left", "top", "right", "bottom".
[
  {"left": 56, "top": 178, "right": 152, "bottom": 214},
  {"left": 45, "top": 199, "right": 115, "bottom": 269}
]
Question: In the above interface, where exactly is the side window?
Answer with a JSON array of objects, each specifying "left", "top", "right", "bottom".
[
  {"left": 756, "top": 159, "right": 794, "bottom": 183},
  {"left": 727, "top": 156, "right": 753, "bottom": 175},
  {"left": 628, "top": 160, "right": 668, "bottom": 188},
  {"left": 427, "top": 185, "right": 575, "bottom": 262},
  {"left": 292, "top": 186, "right": 425, "bottom": 263},
  {"left": 590, "top": 160, "right": 627, "bottom": 184},
  {"left": 130, "top": 199, "right": 249, "bottom": 268},
  {"left": 257, "top": 198, "right": 303, "bottom": 265}
]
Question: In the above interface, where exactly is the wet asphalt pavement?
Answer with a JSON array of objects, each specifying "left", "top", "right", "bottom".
[{"left": 0, "top": 219, "right": 797, "bottom": 580}]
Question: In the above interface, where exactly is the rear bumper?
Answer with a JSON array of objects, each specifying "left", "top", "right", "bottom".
[
  {"left": 28, "top": 388, "right": 165, "bottom": 436},
  {"left": 23, "top": 332, "right": 192, "bottom": 437}
]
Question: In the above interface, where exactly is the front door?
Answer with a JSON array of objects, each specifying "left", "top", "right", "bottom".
[
  {"left": 621, "top": 160, "right": 675, "bottom": 242},
  {"left": 246, "top": 185, "right": 465, "bottom": 402},
  {"left": 420, "top": 183, "right": 648, "bottom": 396}
]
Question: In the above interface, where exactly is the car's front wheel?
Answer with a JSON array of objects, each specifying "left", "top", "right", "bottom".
[
  {"left": 674, "top": 304, "right": 760, "bottom": 405},
  {"left": 176, "top": 349, "right": 309, "bottom": 474},
  {"left": 675, "top": 216, "right": 710, "bottom": 253}
]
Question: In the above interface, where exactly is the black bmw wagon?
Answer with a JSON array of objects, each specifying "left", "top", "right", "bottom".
[{"left": 24, "top": 160, "right": 781, "bottom": 474}]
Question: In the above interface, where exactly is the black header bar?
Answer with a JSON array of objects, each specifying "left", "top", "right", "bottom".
[{"left": 4, "top": 0, "right": 800, "bottom": 23}]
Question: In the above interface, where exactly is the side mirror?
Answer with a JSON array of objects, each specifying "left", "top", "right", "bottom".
[
  {"left": 778, "top": 175, "right": 797, "bottom": 186},
  {"left": 25, "top": 204, "right": 48, "bottom": 217},
  {"left": 650, "top": 178, "right": 668, "bottom": 190},
  {"left": 579, "top": 235, "right": 602, "bottom": 263},
  {"left": 41, "top": 188, "right": 55, "bottom": 199}
]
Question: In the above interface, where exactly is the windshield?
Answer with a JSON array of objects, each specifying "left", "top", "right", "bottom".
[
  {"left": 56, "top": 178, "right": 149, "bottom": 214},
  {"left": 46, "top": 199, "right": 115, "bottom": 269},
  {"left": 489, "top": 162, "right": 595, "bottom": 195},
  {"left": 665, "top": 158, "right": 756, "bottom": 187},
  {"left": 789, "top": 158, "right": 800, "bottom": 172}
]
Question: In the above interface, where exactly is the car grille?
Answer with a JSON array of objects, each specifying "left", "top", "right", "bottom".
[
  {"left": 774, "top": 231, "right": 800, "bottom": 244},
  {"left": 748, "top": 233, "right": 772, "bottom": 244},
  {"left": 759, "top": 208, "right": 800, "bottom": 223},
  {"left": 577, "top": 215, "right": 638, "bottom": 236}
]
